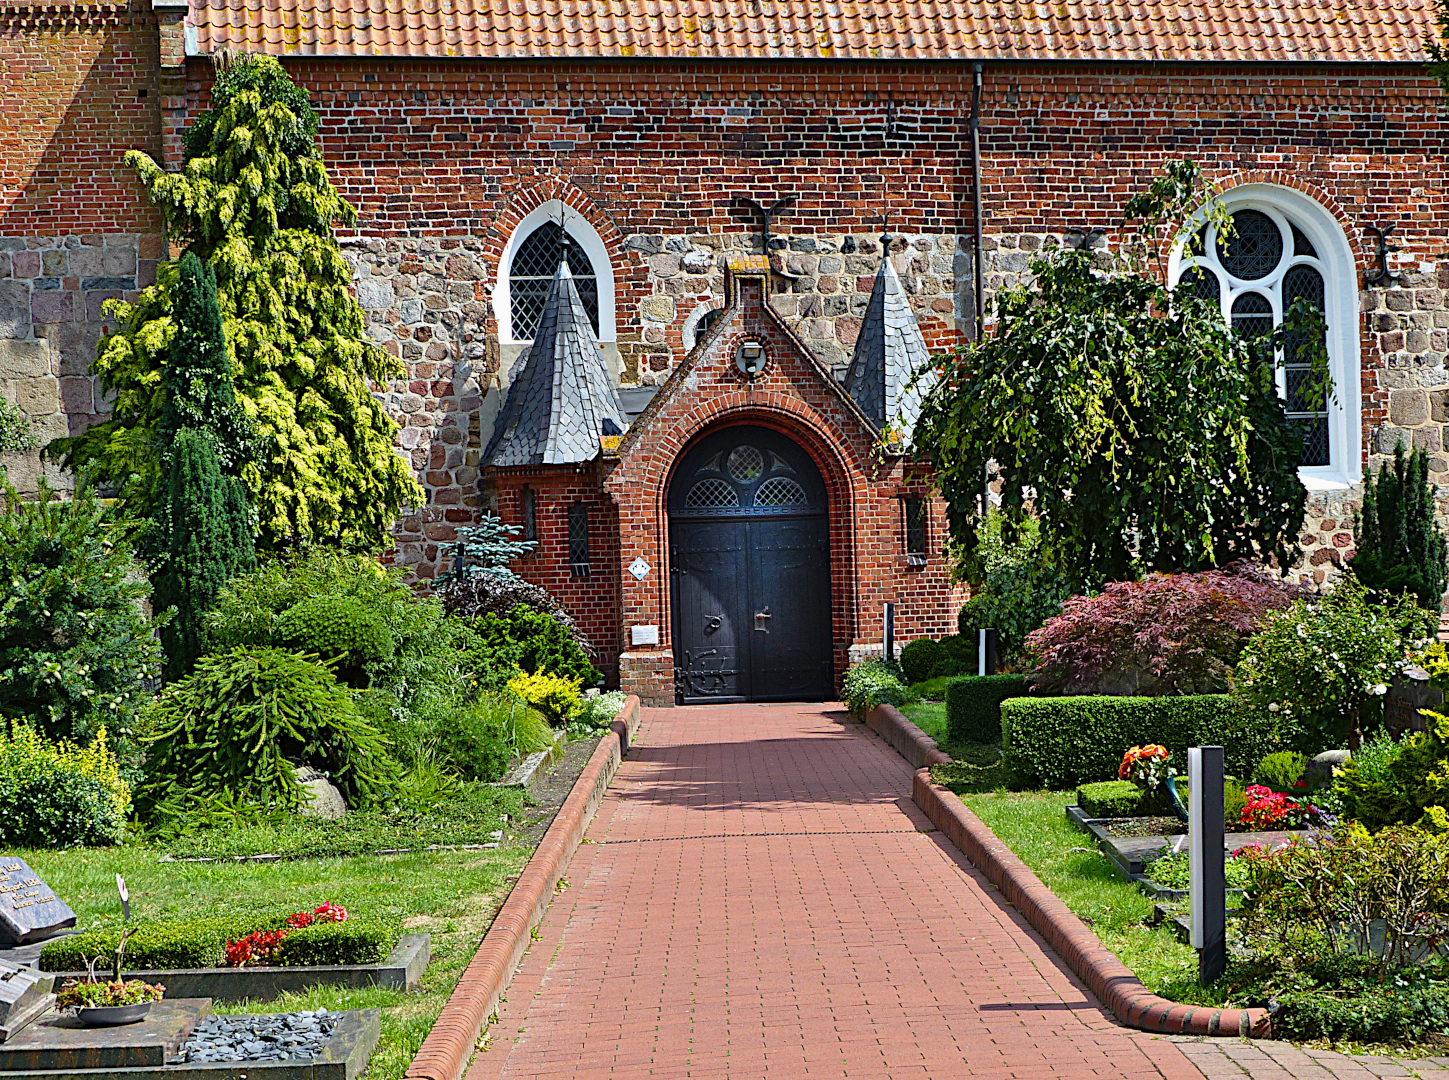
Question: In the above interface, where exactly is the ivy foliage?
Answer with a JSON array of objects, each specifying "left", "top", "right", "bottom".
[
  {"left": 49, "top": 53, "right": 420, "bottom": 551},
  {"left": 913, "top": 161, "right": 1328, "bottom": 586},
  {"left": 1351, "top": 441, "right": 1448, "bottom": 610}
]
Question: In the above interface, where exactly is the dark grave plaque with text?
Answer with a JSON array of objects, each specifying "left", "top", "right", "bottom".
[{"left": 0, "top": 858, "right": 76, "bottom": 946}]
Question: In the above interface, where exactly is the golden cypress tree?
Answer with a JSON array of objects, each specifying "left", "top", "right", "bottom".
[{"left": 51, "top": 53, "right": 421, "bottom": 551}]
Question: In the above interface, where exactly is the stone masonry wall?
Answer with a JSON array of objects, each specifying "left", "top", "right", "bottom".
[{"left": 0, "top": 234, "right": 160, "bottom": 492}]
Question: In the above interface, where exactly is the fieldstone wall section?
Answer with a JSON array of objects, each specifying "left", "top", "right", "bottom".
[
  {"left": 1369, "top": 261, "right": 1449, "bottom": 475},
  {"left": 0, "top": 234, "right": 160, "bottom": 492},
  {"left": 629, "top": 231, "right": 965, "bottom": 383},
  {"left": 344, "top": 236, "right": 491, "bottom": 577}
]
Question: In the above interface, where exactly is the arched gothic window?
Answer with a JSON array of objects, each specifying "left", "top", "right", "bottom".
[
  {"left": 509, "top": 221, "right": 600, "bottom": 339},
  {"left": 1171, "top": 192, "right": 1360, "bottom": 486}
]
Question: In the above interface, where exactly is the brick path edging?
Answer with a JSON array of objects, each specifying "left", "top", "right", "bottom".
[
  {"left": 867, "top": 703, "right": 1273, "bottom": 1041},
  {"left": 405, "top": 696, "right": 643, "bottom": 1080}
]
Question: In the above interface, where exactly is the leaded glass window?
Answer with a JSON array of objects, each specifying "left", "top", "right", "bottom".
[
  {"left": 1172, "top": 205, "right": 1334, "bottom": 469},
  {"left": 510, "top": 222, "right": 599, "bottom": 339},
  {"left": 522, "top": 486, "right": 537, "bottom": 543},
  {"left": 903, "top": 497, "right": 927, "bottom": 565},
  {"left": 568, "top": 503, "right": 590, "bottom": 579}
]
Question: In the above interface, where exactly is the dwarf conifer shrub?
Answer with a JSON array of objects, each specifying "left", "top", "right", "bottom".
[
  {"left": 274, "top": 596, "right": 395, "bottom": 688},
  {"left": 1351, "top": 442, "right": 1449, "bottom": 610},
  {"left": 0, "top": 481, "right": 162, "bottom": 745},
  {"left": 139, "top": 647, "right": 399, "bottom": 818},
  {"left": 899, "top": 638, "right": 945, "bottom": 685}
]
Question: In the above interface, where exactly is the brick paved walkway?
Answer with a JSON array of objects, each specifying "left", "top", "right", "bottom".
[{"left": 468, "top": 702, "right": 1211, "bottom": 1079}]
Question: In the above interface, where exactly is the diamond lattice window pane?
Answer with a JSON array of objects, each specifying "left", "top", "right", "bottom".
[
  {"left": 1230, "top": 292, "right": 1274, "bottom": 340},
  {"left": 727, "top": 445, "right": 764, "bottom": 482},
  {"left": 1176, "top": 265, "right": 1221, "bottom": 306},
  {"left": 752, "top": 477, "right": 810, "bottom": 510},
  {"left": 1219, "top": 210, "right": 1284, "bottom": 281},
  {"left": 510, "top": 222, "right": 600, "bottom": 339},
  {"left": 685, "top": 478, "right": 740, "bottom": 510},
  {"left": 568, "top": 503, "right": 590, "bottom": 578},
  {"left": 1291, "top": 417, "right": 1331, "bottom": 467}
]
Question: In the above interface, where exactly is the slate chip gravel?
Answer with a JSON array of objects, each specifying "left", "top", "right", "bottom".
[{"left": 177, "top": 1009, "right": 337, "bottom": 1063}]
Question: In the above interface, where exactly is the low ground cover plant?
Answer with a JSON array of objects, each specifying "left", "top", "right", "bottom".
[
  {"left": 55, "top": 978, "right": 166, "bottom": 1010},
  {"left": 1144, "top": 849, "right": 1252, "bottom": 891}
]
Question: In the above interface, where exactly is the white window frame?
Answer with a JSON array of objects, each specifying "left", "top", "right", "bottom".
[
  {"left": 495, "top": 200, "right": 616, "bottom": 345},
  {"left": 1169, "top": 184, "right": 1361, "bottom": 490}
]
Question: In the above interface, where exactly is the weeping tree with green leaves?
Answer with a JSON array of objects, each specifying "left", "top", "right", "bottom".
[
  {"left": 48, "top": 52, "right": 420, "bottom": 552},
  {"left": 151, "top": 253, "right": 257, "bottom": 679},
  {"left": 914, "top": 161, "right": 1331, "bottom": 587}
]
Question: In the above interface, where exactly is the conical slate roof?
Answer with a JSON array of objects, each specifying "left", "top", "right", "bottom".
[
  {"left": 843, "top": 251, "right": 937, "bottom": 444},
  {"left": 485, "top": 260, "right": 629, "bottom": 467}
]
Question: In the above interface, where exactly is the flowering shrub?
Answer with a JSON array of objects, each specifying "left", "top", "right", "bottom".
[
  {"left": 227, "top": 903, "right": 349, "bottom": 966},
  {"left": 1234, "top": 574, "right": 1435, "bottom": 754},
  {"left": 1241, "top": 785, "right": 1302, "bottom": 830},
  {"left": 1238, "top": 824, "right": 1449, "bottom": 968},
  {"left": 1119, "top": 744, "right": 1172, "bottom": 794},
  {"left": 1027, "top": 563, "right": 1302, "bottom": 696},
  {"left": 224, "top": 928, "right": 288, "bottom": 967}
]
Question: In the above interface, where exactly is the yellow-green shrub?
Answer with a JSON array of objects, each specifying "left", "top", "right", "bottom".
[
  {"left": 506, "top": 669, "right": 581, "bottom": 726},
  {"left": 0, "top": 723, "right": 131, "bottom": 847}
]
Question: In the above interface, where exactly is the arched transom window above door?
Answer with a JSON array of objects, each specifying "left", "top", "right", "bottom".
[
  {"left": 495, "top": 200, "right": 616, "bottom": 344},
  {"left": 1169, "top": 187, "right": 1361, "bottom": 489}
]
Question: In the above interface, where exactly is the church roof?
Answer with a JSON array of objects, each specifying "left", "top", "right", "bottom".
[
  {"left": 191, "top": 0, "right": 1433, "bottom": 64},
  {"left": 484, "top": 258, "right": 629, "bottom": 468},
  {"left": 843, "top": 250, "right": 937, "bottom": 445}
]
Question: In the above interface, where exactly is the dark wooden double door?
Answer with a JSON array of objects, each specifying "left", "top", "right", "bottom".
[{"left": 669, "top": 427, "right": 833, "bottom": 704}]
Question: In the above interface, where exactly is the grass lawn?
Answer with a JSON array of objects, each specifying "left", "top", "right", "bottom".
[
  {"left": 26, "top": 815, "right": 534, "bottom": 1078},
  {"left": 899, "top": 700, "right": 946, "bottom": 744},
  {"left": 952, "top": 788, "right": 1225, "bottom": 1006}
]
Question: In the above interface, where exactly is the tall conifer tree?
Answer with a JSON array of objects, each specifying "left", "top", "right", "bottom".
[
  {"left": 151, "top": 253, "right": 257, "bottom": 679},
  {"left": 1351, "top": 442, "right": 1448, "bottom": 610},
  {"left": 50, "top": 52, "right": 420, "bottom": 551}
]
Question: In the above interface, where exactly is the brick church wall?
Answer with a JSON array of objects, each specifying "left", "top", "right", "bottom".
[{"left": 0, "top": 3, "right": 165, "bottom": 490}]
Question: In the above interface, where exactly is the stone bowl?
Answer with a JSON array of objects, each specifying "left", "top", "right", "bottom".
[{"left": 73, "top": 1002, "right": 153, "bottom": 1027}]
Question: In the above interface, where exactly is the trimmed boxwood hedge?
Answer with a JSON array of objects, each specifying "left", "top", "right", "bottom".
[
  {"left": 945, "top": 675, "right": 1034, "bottom": 744},
  {"left": 1075, "top": 780, "right": 1149, "bottom": 818},
  {"left": 39, "top": 915, "right": 398, "bottom": 972},
  {"left": 1002, "top": 694, "right": 1278, "bottom": 790}
]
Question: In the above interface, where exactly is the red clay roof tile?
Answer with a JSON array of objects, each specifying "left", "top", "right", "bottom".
[{"left": 189, "top": 0, "right": 1438, "bottom": 62}]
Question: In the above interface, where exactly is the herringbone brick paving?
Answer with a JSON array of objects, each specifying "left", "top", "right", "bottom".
[{"left": 467, "top": 703, "right": 1447, "bottom": 1079}]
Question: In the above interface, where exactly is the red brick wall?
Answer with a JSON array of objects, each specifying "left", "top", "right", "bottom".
[
  {"left": 0, "top": 4, "right": 163, "bottom": 235},
  {"left": 491, "top": 466, "right": 623, "bottom": 686},
  {"left": 602, "top": 265, "right": 963, "bottom": 702}
]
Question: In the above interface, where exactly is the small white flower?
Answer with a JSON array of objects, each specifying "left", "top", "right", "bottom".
[
  {"left": 1268, "top": 702, "right": 1281, "bottom": 712},
  {"left": 1370, "top": 684, "right": 1388, "bottom": 696}
]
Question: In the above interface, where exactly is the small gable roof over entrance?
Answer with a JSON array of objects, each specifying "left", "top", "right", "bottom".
[
  {"left": 485, "top": 259, "right": 629, "bottom": 468},
  {"left": 192, "top": 0, "right": 1432, "bottom": 64},
  {"left": 844, "top": 251, "right": 937, "bottom": 445}
]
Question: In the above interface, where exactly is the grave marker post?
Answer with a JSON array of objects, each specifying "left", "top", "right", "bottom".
[{"left": 1188, "top": 745, "right": 1227, "bottom": 985}]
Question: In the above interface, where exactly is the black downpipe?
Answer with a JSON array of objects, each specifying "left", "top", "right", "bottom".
[{"left": 969, "top": 62, "right": 985, "bottom": 342}]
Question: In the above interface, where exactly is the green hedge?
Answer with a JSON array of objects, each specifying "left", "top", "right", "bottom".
[
  {"left": 1075, "top": 780, "right": 1152, "bottom": 818},
  {"left": 1002, "top": 694, "right": 1278, "bottom": 790},
  {"left": 39, "top": 915, "right": 398, "bottom": 972},
  {"left": 272, "top": 919, "right": 393, "bottom": 967},
  {"left": 40, "top": 918, "right": 241, "bottom": 971},
  {"left": 946, "top": 675, "right": 1033, "bottom": 744}
]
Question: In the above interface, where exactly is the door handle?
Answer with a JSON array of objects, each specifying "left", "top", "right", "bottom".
[
  {"left": 705, "top": 615, "right": 723, "bottom": 633},
  {"left": 754, "top": 607, "right": 771, "bottom": 632}
]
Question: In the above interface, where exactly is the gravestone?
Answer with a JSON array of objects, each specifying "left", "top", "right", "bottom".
[
  {"left": 0, "top": 858, "right": 76, "bottom": 946},
  {"left": 0, "top": 961, "right": 53, "bottom": 1041},
  {"left": 1385, "top": 667, "right": 1442, "bottom": 736}
]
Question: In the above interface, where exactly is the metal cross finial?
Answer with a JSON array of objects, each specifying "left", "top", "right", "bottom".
[
  {"left": 877, "top": 211, "right": 891, "bottom": 253},
  {"left": 733, "top": 193, "right": 797, "bottom": 258}
]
